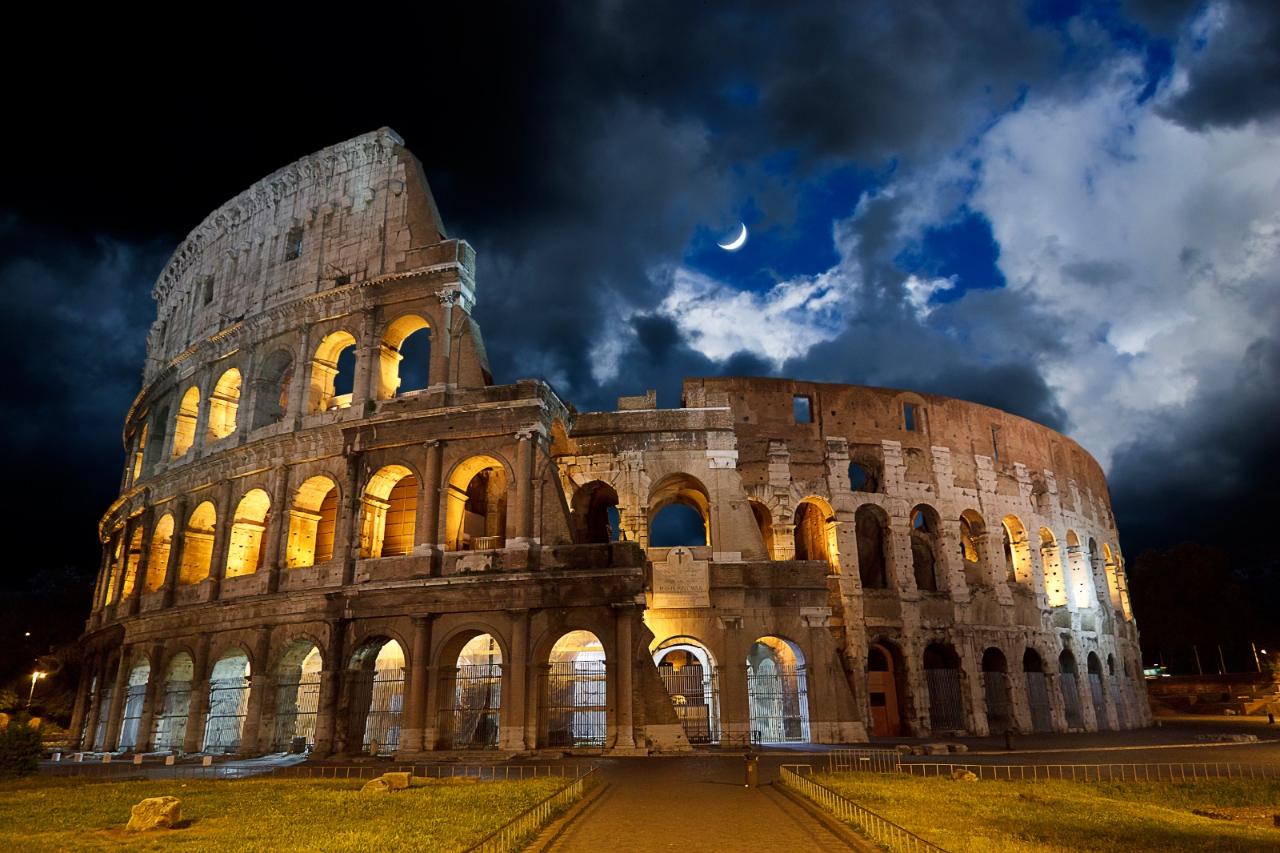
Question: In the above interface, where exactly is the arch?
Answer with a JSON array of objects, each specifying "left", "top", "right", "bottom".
[
  {"left": 171, "top": 386, "right": 200, "bottom": 457},
  {"left": 251, "top": 349, "right": 294, "bottom": 429},
  {"left": 572, "top": 480, "right": 621, "bottom": 544},
  {"left": 179, "top": 501, "right": 217, "bottom": 585},
  {"left": 308, "top": 330, "right": 357, "bottom": 412},
  {"left": 747, "top": 636, "right": 809, "bottom": 743},
  {"left": 378, "top": 313, "right": 432, "bottom": 399},
  {"left": 794, "top": 497, "right": 840, "bottom": 573},
  {"left": 1065, "top": 530, "right": 1093, "bottom": 609},
  {"left": 648, "top": 473, "right": 710, "bottom": 548},
  {"left": 1001, "top": 515, "right": 1031, "bottom": 585},
  {"left": 923, "top": 642, "right": 965, "bottom": 732},
  {"left": 347, "top": 638, "right": 406, "bottom": 755},
  {"left": 120, "top": 525, "right": 144, "bottom": 599},
  {"left": 144, "top": 513, "right": 175, "bottom": 592},
  {"left": 360, "top": 465, "right": 418, "bottom": 558},
  {"left": 271, "top": 640, "right": 323, "bottom": 752},
  {"left": 144, "top": 403, "right": 169, "bottom": 475},
  {"left": 152, "top": 652, "right": 193, "bottom": 752},
  {"left": 910, "top": 505, "right": 943, "bottom": 592},
  {"left": 1022, "top": 647, "right": 1053, "bottom": 732},
  {"left": 1040, "top": 527, "right": 1067, "bottom": 607},
  {"left": 286, "top": 475, "right": 339, "bottom": 568},
  {"left": 542, "top": 630, "right": 607, "bottom": 748},
  {"left": 1058, "top": 648, "right": 1084, "bottom": 728},
  {"left": 117, "top": 659, "right": 152, "bottom": 751},
  {"left": 748, "top": 500, "right": 776, "bottom": 559},
  {"left": 653, "top": 636, "right": 720, "bottom": 744},
  {"left": 856, "top": 504, "right": 890, "bottom": 589},
  {"left": 129, "top": 422, "right": 147, "bottom": 485},
  {"left": 225, "top": 488, "right": 271, "bottom": 578},
  {"left": 207, "top": 367, "right": 242, "bottom": 441},
  {"left": 203, "top": 650, "right": 251, "bottom": 753},
  {"left": 445, "top": 455, "right": 509, "bottom": 551},
  {"left": 959, "top": 510, "right": 987, "bottom": 588},
  {"left": 981, "top": 648, "right": 1013, "bottom": 734},
  {"left": 1086, "top": 651, "right": 1108, "bottom": 730},
  {"left": 437, "top": 632, "right": 503, "bottom": 749},
  {"left": 866, "top": 641, "right": 906, "bottom": 737}
]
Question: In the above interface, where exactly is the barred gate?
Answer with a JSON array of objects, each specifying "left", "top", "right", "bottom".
[
  {"left": 983, "top": 672, "right": 1013, "bottom": 733},
  {"left": 272, "top": 671, "right": 321, "bottom": 751},
  {"left": 543, "top": 661, "right": 607, "bottom": 748},
  {"left": 1111, "top": 676, "right": 1129, "bottom": 728},
  {"left": 747, "top": 664, "right": 809, "bottom": 743},
  {"left": 360, "top": 670, "right": 405, "bottom": 754},
  {"left": 925, "top": 668, "right": 965, "bottom": 732},
  {"left": 659, "top": 666, "right": 719, "bottom": 744},
  {"left": 152, "top": 681, "right": 191, "bottom": 751},
  {"left": 439, "top": 663, "right": 503, "bottom": 749},
  {"left": 1088, "top": 674, "right": 1108, "bottom": 730},
  {"left": 92, "top": 687, "right": 113, "bottom": 749},
  {"left": 117, "top": 683, "right": 147, "bottom": 750},
  {"left": 1060, "top": 673, "right": 1084, "bottom": 728},
  {"left": 1025, "top": 672, "right": 1053, "bottom": 732},
  {"left": 203, "top": 676, "right": 250, "bottom": 752}
]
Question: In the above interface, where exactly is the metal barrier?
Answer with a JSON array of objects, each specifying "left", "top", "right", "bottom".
[
  {"left": 466, "top": 766, "right": 599, "bottom": 853},
  {"left": 826, "top": 748, "right": 903, "bottom": 774},
  {"left": 41, "top": 759, "right": 590, "bottom": 783},
  {"left": 778, "top": 764, "right": 947, "bottom": 852},
  {"left": 898, "top": 761, "right": 1280, "bottom": 782}
]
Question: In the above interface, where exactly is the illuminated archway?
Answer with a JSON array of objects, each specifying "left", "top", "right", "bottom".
[
  {"left": 910, "top": 505, "right": 943, "bottom": 592},
  {"left": 179, "top": 501, "right": 217, "bottom": 585},
  {"left": 445, "top": 455, "right": 509, "bottom": 550},
  {"left": 144, "top": 514, "right": 174, "bottom": 592},
  {"left": 437, "top": 633, "right": 504, "bottom": 749},
  {"left": 542, "top": 630, "right": 607, "bottom": 748},
  {"left": 152, "top": 653, "right": 193, "bottom": 752},
  {"left": 359, "top": 465, "right": 417, "bottom": 558},
  {"left": 1002, "top": 516, "right": 1032, "bottom": 585},
  {"left": 747, "top": 637, "right": 809, "bottom": 743},
  {"left": 286, "top": 476, "right": 339, "bottom": 568},
  {"left": 308, "top": 330, "right": 357, "bottom": 412},
  {"left": 171, "top": 386, "right": 200, "bottom": 457},
  {"left": 794, "top": 497, "right": 840, "bottom": 572},
  {"left": 207, "top": 368, "right": 242, "bottom": 441},
  {"left": 272, "top": 641, "right": 322, "bottom": 752},
  {"left": 117, "top": 658, "right": 151, "bottom": 751},
  {"left": 653, "top": 636, "right": 720, "bottom": 744},
  {"left": 378, "top": 314, "right": 432, "bottom": 398},
  {"left": 348, "top": 638, "right": 406, "bottom": 755},
  {"left": 225, "top": 488, "right": 271, "bottom": 577},
  {"left": 203, "top": 651, "right": 251, "bottom": 753}
]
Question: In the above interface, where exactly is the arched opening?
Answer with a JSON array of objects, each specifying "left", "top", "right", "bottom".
[
  {"left": 654, "top": 637, "right": 720, "bottom": 744},
  {"left": 1041, "top": 528, "right": 1067, "bottom": 607},
  {"left": 1108, "top": 652, "right": 1129, "bottom": 728},
  {"left": 981, "top": 648, "right": 1012, "bottom": 734},
  {"left": 129, "top": 423, "right": 147, "bottom": 485},
  {"left": 572, "top": 481, "right": 621, "bottom": 544},
  {"left": 923, "top": 643, "right": 965, "bottom": 732},
  {"left": 648, "top": 473, "right": 711, "bottom": 548},
  {"left": 1002, "top": 516, "right": 1031, "bottom": 585},
  {"left": 445, "top": 455, "right": 509, "bottom": 551},
  {"left": 867, "top": 642, "right": 905, "bottom": 737},
  {"left": 847, "top": 461, "right": 878, "bottom": 493},
  {"left": 1058, "top": 649, "right": 1084, "bottom": 728},
  {"left": 179, "top": 501, "right": 217, "bottom": 585},
  {"left": 144, "top": 513, "right": 174, "bottom": 593},
  {"left": 117, "top": 659, "right": 151, "bottom": 751},
  {"left": 359, "top": 465, "right": 418, "bottom": 558},
  {"left": 144, "top": 405, "right": 169, "bottom": 475},
  {"left": 250, "top": 349, "right": 294, "bottom": 429},
  {"left": 1023, "top": 649, "right": 1053, "bottom": 732},
  {"left": 171, "top": 386, "right": 200, "bottom": 457},
  {"left": 91, "top": 658, "right": 116, "bottom": 749},
  {"left": 438, "top": 633, "right": 503, "bottom": 749},
  {"left": 749, "top": 500, "right": 776, "bottom": 559},
  {"left": 203, "top": 651, "right": 251, "bottom": 753},
  {"left": 378, "top": 314, "right": 432, "bottom": 398},
  {"left": 286, "top": 476, "right": 339, "bottom": 568},
  {"left": 207, "top": 368, "right": 242, "bottom": 441},
  {"left": 272, "top": 642, "right": 322, "bottom": 752},
  {"left": 794, "top": 498, "right": 840, "bottom": 573},
  {"left": 1086, "top": 652, "right": 1108, "bottom": 731},
  {"left": 959, "top": 510, "right": 987, "bottom": 588},
  {"left": 226, "top": 489, "right": 271, "bottom": 578},
  {"left": 543, "top": 630, "right": 607, "bottom": 748},
  {"left": 855, "top": 504, "right": 890, "bottom": 589},
  {"left": 308, "top": 330, "right": 357, "bottom": 412},
  {"left": 152, "top": 653, "right": 193, "bottom": 752},
  {"left": 348, "top": 639, "right": 405, "bottom": 755},
  {"left": 120, "top": 526, "right": 144, "bottom": 599},
  {"left": 910, "top": 505, "right": 943, "bottom": 592},
  {"left": 747, "top": 637, "right": 809, "bottom": 743},
  {"left": 104, "top": 531, "right": 123, "bottom": 604},
  {"left": 1066, "top": 531, "right": 1093, "bottom": 609}
]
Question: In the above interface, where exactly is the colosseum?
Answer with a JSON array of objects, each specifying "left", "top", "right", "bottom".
[{"left": 72, "top": 128, "right": 1150, "bottom": 759}]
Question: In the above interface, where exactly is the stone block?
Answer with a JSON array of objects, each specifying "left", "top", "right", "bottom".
[{"left": 126, "top": 796, "right": 182, "bottom": 832}]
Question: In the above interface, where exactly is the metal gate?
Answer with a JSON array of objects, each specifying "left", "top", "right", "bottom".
[
  {"left": 543, "top": 661, "right": 607, "bottom": 747},
  {"left": 359, "top": 670, "right": 404, "bottom": 754},
  {"left": 92, "top": 687, "right": 112, "bottom": 749},
  {"left": 1025, "top": 672, "right": 1053, "bottom": 732},
  {"left": 152, "top": 681, "right": 190, "bottom": 751},
  {"left": 272, "top": 671, "right": 321, "bottom": 751},
  {"left": 1060, "top": 673, "right": 1084, "bottom": 728},
  {"left": 117, "top": 683, "right": 147, "bottom": 750},
  {"left": 747, "top": 664, "right": 809, "bottom": 743},
  {"left": 439, "top": 663, "right": 502, "bottom": 749},
  {"left": 659, "top": 665, "right": 719, "bottom": 744},
  {"left": 983, "top": 671, "right": 1013, "bottom": 733},
  {"left": 203, "top": 675, "right": 249, "bottom": 752},
  {"left": 925, "top": 668, "right": 966, "bottom": 732},
  {"left": 1088, "top": 673, "right": 1109, "bottom": 730},
  {"left": 1111, "top": 676, "right": 1129, "bottom": 728}
]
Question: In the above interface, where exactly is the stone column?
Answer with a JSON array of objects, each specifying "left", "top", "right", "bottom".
[
  {"left": 82, "top": 659, "right": 105, "bottom": 750},
  {"left": 133, "top": 642, "right": 167, "bottom": 753},
  {"left": 312, "top": 619, "right": 346, "bottom": 757},
  {"left": 416, "top": 440, "right": 443, "bottom": 556},
  {"left": 238, "top": 627, "right": 273, "bottom": 756},
  {"left": 502, "top": 610, "right": 530, "bottom": 751},
  {"left": 183, "top": 639, "right": 212, "bottom": 753},
  {"left": 438, "top": 290, "right": 457, "bottom": 387},
  {"left": 209, "top": 480, "right": 235, "bottom": 600},
  {"left": 613, "top": 606, "right": 637, "bottom": 750},
  {"left": 161, "top": 496, "right": 188, "bottom": 607},
  {"left": 351, "top": 308, "right": 377, "bottom": 411},
  {"left": 128, "top": 510, "right": 153, "bottom": 609},
  {"left": 512, "top": 430, "right": 536, "bottom": 545},
  {"left": 399, "top": 616, "right": 432, "bottom": 753},
  {"left": 335, "top": 450, "right": 362, "bottom": 586},
  {"left": 264, "top": 466, "right": 290, "bottom": 594},
  {"left": 67, "top": 654, "right": 95, "bottom": 750},
  {"left": 102, "top": 648, "right": 132, "bottom": 752}
]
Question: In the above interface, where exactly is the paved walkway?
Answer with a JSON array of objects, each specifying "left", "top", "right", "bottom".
[{"left": 544, "top": 756, "right": 862, "bottom": 852}]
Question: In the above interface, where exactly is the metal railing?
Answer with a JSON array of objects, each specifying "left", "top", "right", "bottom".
[
  {"left": 826, "top": 748, "right": 903, "bottom": 774},
  {"left": 898, "top": 761, "right": 1280, "bottom": 782},
  {"left": 779, "top": 764, "right": 947, "bottom": 852},
  {"left": 466, "top": 766, "right": 598, "bottom": 853},
  {"left": 41, "top": 759, "right": 589, "bottom": 783}
]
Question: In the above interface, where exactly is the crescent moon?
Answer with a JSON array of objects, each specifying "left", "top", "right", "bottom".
[{"left": 717, "top": 222, "right": 748, "bottom": 251}]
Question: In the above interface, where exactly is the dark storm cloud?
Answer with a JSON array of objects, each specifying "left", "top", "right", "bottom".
[{"left": 1160, "top": 0, "right": 1280, "bottom": 129}]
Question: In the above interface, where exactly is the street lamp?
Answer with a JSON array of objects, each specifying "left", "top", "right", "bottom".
[{"left": 27, "top": 671, "right": 45, "bottom": 707}]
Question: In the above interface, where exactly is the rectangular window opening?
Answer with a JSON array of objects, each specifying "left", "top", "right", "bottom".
[
  {"left": 285, "top": 226, "right": 304, "bottom": 261},
  {"left": 991, "top": 426, "right": 1001, "bottom": 461},
  {"left": 792, "top": 395, "right": 812, "bottom": 424},
  {"left": 202, "top": 277, "right": 214, "bottom": 305},
  {"left": 903, "top": 403, "right": 917, "bottom": 432}
]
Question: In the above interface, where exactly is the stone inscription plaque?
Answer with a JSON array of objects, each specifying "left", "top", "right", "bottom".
[{"left": 652, "top": 546, "right": 710, "bottom": 609}]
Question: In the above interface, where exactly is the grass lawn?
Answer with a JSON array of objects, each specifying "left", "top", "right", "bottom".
[
  {"left": 811, "top": 773, "right": 1280, "bottom": 852},
  {"left": 0, "top": 775, "right": 567, "bottom": 852}
]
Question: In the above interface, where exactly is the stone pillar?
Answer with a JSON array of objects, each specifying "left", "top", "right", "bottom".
[
  {"left": 264, "top": 466, "right": 290, "bottom": 594},
  {"left": 512, "top": 430, "right": 537, "bottom": 545},
  {"left": 238, "top": 627, "right": 273, "bottom": 756},
  {"left": 161, "top": 496, "right": 188, "bottom": 608},
  {"left": 183, "top": 640, "right": 212, "bottom": 753},
  {"left": 416, "top": 440, "right": 443, "bottom": 555},
  {"left": 67, "top": 654, "right": 95, "bottom": 750},
  {"left": 613, "top": 606, "right": 636, "bottom": 750},
  {"left": 420, "top": 664, "right": 442, "bottom": 751},
  {"left": 133, "top": 642, "right": 167, "bottom": 753},
  {"left": 502, "top": 610, "right": 530, "bottom": 751},
  {"left": 399, "top": 616, "right": 432, "bottom": 753},
  {"left": 336, "top": 450, "right": 362, "bottom": 585},
  {"left": 82, "top": 659, "right": 105, "bottom": 750},
  {"left": 351, "top": 308, "right": 377, "bottom": 411},
  {"left": 312, "top": 620, "right": 346, "bottom": 757},
  {"left": 128, "top": 510, "right": 153, "bottom": 609},
  {"left": 102, "top": 648, "right": 132, "bottom": 752},
  {"left": 209, "top": 480, "right": 235, "bottom": 600},
  {"left": 438, "top": 290, "right": 457, "bottom": 386}
]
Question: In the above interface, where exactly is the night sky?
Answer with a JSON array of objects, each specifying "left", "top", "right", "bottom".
[{"left": 3, "top": 2, "right": 1278, "bottom": 669}]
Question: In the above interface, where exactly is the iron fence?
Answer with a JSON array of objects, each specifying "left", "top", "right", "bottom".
[
  {"left": 747, "top": 664, "right": 809, "bottom": 743},
  {"left": 466, "top": 766, "right": 598, "bottom": 853},
  {"left": 826, "top": 748, "right": 903, "bottom": 774},
  {"left": 543, "top": 661, "right": 607, "bottom": 748},
  {"left": 41, "top": 759, "right": 591, "bottom": 783},
  {"left": 659, "top": 666, "right": 720, "bottom": 744},
  {"left": 898, "top": 761, "right": 1280, "bottom": 781},
  {"left": 925, "top": 669, "right": 965, "bottom": 732},
  {"left": 779, "top": 764, "right": 947, "bottom": 853},
  {"left": 272, "top": 672, "right": 321, "bottom": 752},
  {"left": 439, "top": 663, "right": 503, "bottom": 749},
  {"left": 1025, "top": 672, "right": 1053, "bottom": 732}
]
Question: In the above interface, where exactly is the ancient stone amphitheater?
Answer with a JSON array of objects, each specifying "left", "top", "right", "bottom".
[{"left": 73, "top": 128, "right": 1149, "bottom": 759}]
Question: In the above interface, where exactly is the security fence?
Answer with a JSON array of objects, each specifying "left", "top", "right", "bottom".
[
  {"left": 779, "top": 764, "right": 946, "bottom": 853},
  {"left": 466, "top": 766, "right": 599, "bottom": 853},
  {"left": 898, "top": 761, "right": 1280, "bottom": 781}
]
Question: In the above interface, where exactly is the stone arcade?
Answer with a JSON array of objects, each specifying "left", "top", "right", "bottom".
[{"left": 72, "top": 129, "right": 1150, "bottom": 758}]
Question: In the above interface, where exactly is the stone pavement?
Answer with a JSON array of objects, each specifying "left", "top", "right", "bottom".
[{"left": 543, "top": 756, "right": 864, "bottom": 852}]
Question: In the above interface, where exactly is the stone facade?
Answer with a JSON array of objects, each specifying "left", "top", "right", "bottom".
[{"left": 72, "top": 129, "right": 1149, "bottom": 758}]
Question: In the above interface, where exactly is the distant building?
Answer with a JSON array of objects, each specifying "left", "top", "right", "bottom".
[{"left": 74, "top": 129, "right": 1149, "bottom": 757}]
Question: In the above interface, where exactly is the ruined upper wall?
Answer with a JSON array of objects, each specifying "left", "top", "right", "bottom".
[{"left": 144, "top": 128, "right": 450, "bottom": 380}]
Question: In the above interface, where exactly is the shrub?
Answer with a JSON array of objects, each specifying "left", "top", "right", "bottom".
[{"left": 0, "top": 718, "right": 43, "bottom": 777}]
